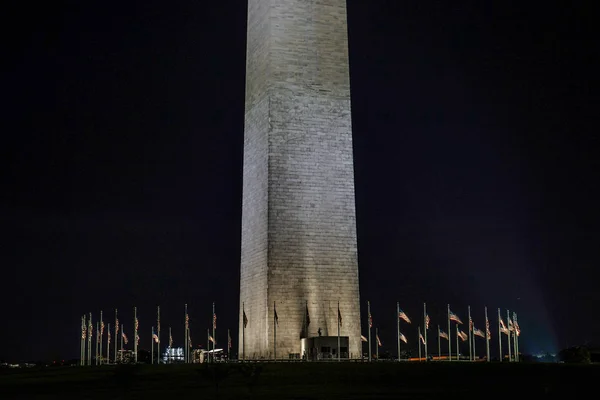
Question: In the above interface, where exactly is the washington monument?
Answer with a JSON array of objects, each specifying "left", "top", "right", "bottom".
[{"left": 240, "top": 0, "right": 361, "bottom": 359}]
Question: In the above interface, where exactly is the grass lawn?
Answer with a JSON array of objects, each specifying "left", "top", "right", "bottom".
[{"left": 0, "top": 362, "right": 597, "bottom": 399}]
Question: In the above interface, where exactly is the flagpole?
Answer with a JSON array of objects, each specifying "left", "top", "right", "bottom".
[
  {"left": 107, "top": 323, "right": 110, "bottom": 365},
  {"left": 438, "top": 325, "right": 441, "bottom": 360},
  {"left": 468, "top": 306, "right": 472, "bottom": 361},
  {"left": 242, "top": 302, "right": 246, "bottom": 361},
  {"left": 472, "top": 326, "right": 476, "bottom": 360},
  {"left": 151, "top": 326, "right": 154, "bottom": 364},
  {"left": 273, "top": 301, "right": 277, "bottom": 361},
  {"left": 114, "top": 309, "right": 118, "bottom": 364},
  {"left": 455, "top": 324, "right": 459, "bottom": 360},
  {"left": 447, "top": 304, "right": 451, "bottom": 361},
  {"left": 134, "top": 306, "right": 138, "bottom": 364},
  {"left": 169, "top": 326, "right": 172, "bottom": 364},
  {"left": 513, "top": 312, "right": 521, "bottom": 362},
  {"left": 497, "top": 308, "right": 502, "bottom": 361},
  {"left": 207, "top": 328, "right": 210, "bottom": 363},
  {"left": 184, "top": 303, "right": 188, "bottom": 363},
  {"left": 367, "top": 301, "right": 372, "bottom": 362},
  {"left": 99, "top": 310, "right": 103, "bottom": 365},
  {"left": 157, "top": 306, "right": 160, "bottom": 365},
  {"left": 485, "top": 307, "right": 490, "bottom": 362},
  {"left": 506, "top": 309, "right": 512, "bottom": 362},
  {"left": 337, "top": 301, "right": 341, "bottom": 362},
  {"left": 120, "top": 324, "right": 123, "bottom": 363},
  {"left": 423, "top": 303, "right": 428, "bottom": 361},
  {"left": 80, "top": 315, "right": 84, "bottom": 366},
  {"left": 88, "top": 313, "right": 92, "bottom": 366},
  {"left": 418, "top": 326, "right": 422, "bottom": 361},
  {"left": 227, "top": 328, "right": 231, "bottom": 361}
]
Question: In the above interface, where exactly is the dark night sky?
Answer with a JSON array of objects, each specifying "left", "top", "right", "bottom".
[{"left": 1, "top": 1, "right": 597, "bottom": 362}]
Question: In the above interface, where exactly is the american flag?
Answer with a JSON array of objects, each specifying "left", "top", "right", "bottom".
[
  {"left": 115, "top": 320, "right": 119, "bottom": 335},
  {"left": 419, "top": 332, "right": 426, "bottom": 345},
  {"left": 169, "top": 331, "right": 173, "bottom": 347},
  {"left": 513, "top": 313, "right": 521, "bottom": 336},
  {"left": 122, "top": 333, "right": 128, "bottom": 345},
  {"left": 376, "top": 334, "right": 382, "bottom": 347},
  {"left": 458, "top": 330, "right": 468, "bottom": 341},
  {"left": 209, "top": 335, "right": 216, "bottom": 344},
  {"left": 213, "top": 313, "right": 217, "bottom": 330},
  {"left": 274, "top": 306, "right": 278, "bottom": 326},
  {"left": 243, "top": 310, "right": 248, "bottom": 328},
  {"left": 486, "top": 318, "right": 491, "bottom": 339},
  {"left": 425, "top": 314, "right": 430, "bottom": 330},
  {"left": 398, "top": 309, "right": 411, "bottom": 324},
  {"left": 81, "top": 318, "right": 86, "bottom": 340},
  {"left": 135, "top": 318, "right": 139, "bottom": 333},
  {"left": 153, "top": 333, "right": 159, "bottom": 343},
  {"left": 361, "top": 335, "right": 368, "bottom": 342},
  {"left": 101, "top": 320, "right": 105, "bottom": 336},
  {"left": 499, "top": 317, "right": 509, "bottom": 335},
  {"left": 508, "top": 318, "right": 514, "bottom": 332},
  {"left": 473, "top": 327, "right": 485, "bottom": 338},
  {"left": 399, "top": 332, "right": 407, "bottom": 343},
  {"left": 469, "top": 315, "right": 473, "bottom": 331},
  {"left": 107, "top": 330, "right": 111, "bottom": 345},
  {"left": 228, "top": 331, "right": 232, "bottom": 349},
  {"left": 368, "top": 311, "right": 373, "bottom": 328},
  {"left": 449, "top": 310, "right": 463, "bottom": 324},
  {"left": 439, "top": 330, "right": 449, "bottom": 340},
  {"left": 189, "top": 334, "right": 192, "bottom": 348},
  {"left": 338, "top": 305, "right": 342, "bottom": 327},
  {"left": 88, "top": 322, "right": 93, "bottom": 342},
  {"left": 185, "top": 313, "right": 189, "bottom": 329}
]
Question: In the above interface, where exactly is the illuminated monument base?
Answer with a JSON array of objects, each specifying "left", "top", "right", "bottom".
[{"left": 240, "top": 0, "right": 361, "bottom": 359}]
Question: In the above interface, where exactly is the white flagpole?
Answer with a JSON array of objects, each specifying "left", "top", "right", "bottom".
[
  {"left": 418, "top": 326, "right": 422, "bottom": 361},
  {"left": 107, "top": 323, "right": 110, "bottom": 365},
  {"left": 99, "top": 311, "right": 103, "bottom": 365},
  {"left": 133, "top": 306, "right": 138, "bottom": 364},
  {"left": 468, "top": 306, "right": 472, "bottom": 361},
  {"left": 447, "top": 304, "right": 451, "bottom": 361},
  {"left": 184, "top": 303, "right": 188, "bottom": 363},
  {"left": 497, "top": 308, "right": 502, "bottom": 361},
  {"left": 367, "top": 301, "right": 372, "bottom": 362},
  {"left": 120, "top": 324, "right": 124, "bottom": 363},
  {"left": 114, "top": 309, "right": 118, "bottom": 364},
  {"left": 157, "top": 306, "right": 160, "bottom": 365},
  {"left": 88, "top": 313, "right": 92, "bottom": 366},
  {"left": 485, "top": 307, "right": 490, "bottom": 362},
  {"left": 455, "top": 324, "right": 459, "bottom": 360},
  {"left": 513, "top": 312, "right": 521, "bottom": 362},
  {"left": 423, "top": 303, "right": 428, "bottom": 361},
  {"left": 506, "top": 309, "right": 512, "bottom": 362},
  {"left": 81, "top": 315, "right": 85, "bottom": 366},
  {"left": 396, "top": 302, "right": 400, "bottom": 362}
]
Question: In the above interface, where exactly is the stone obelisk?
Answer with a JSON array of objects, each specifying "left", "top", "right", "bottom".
[{"left": 240, "top": 0, "right": 361, "bottom": 359}]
